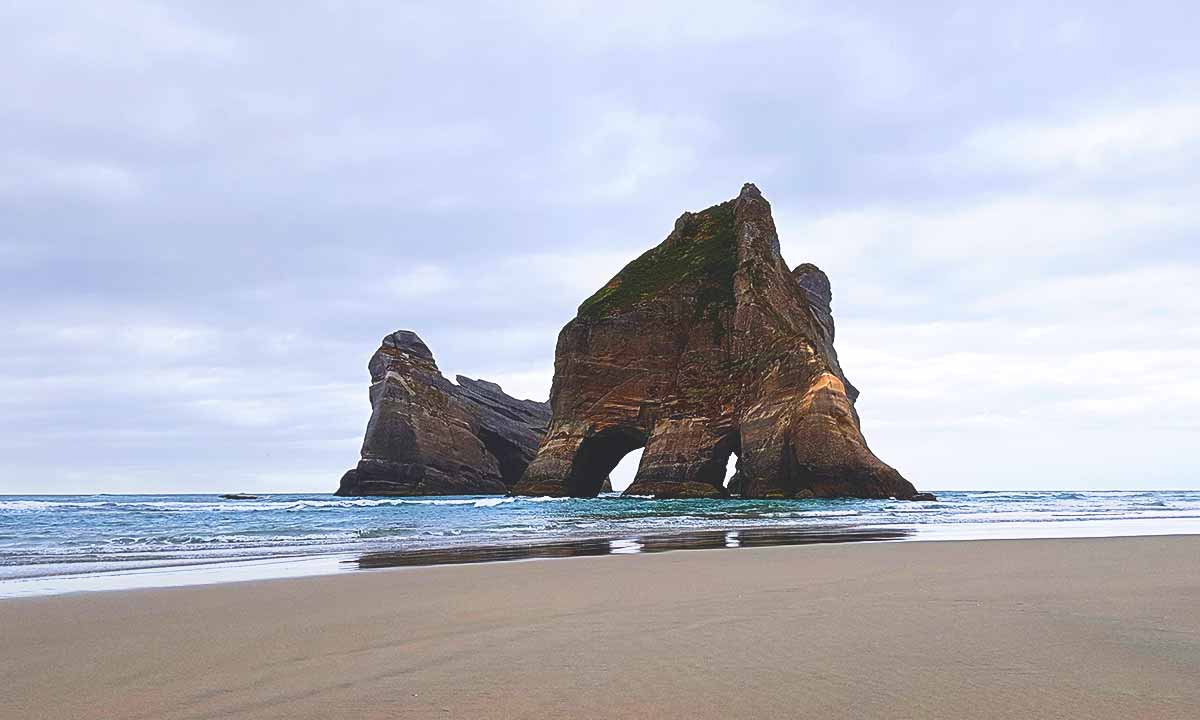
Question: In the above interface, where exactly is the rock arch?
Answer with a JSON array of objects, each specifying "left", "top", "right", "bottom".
[
  {"left": 563, "top": 426, "right": 647, "bottom": 497},
  {"left": 512, "top": 184, "right": 926, "bottom": 500}
]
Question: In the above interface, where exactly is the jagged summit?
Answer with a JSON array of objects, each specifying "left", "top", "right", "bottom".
[{"left": 379, "top": 329, "right": 434, "bottom": 361}]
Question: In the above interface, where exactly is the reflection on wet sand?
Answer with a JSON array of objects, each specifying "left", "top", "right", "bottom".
[{"left": 351, "top": 526, "right": 913, "bottom": 569}]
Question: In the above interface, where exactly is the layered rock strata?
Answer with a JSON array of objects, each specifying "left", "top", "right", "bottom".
[
  {"left": 337, "top": 331, "right": 552, "bottom": 496},
  {"left": 512, "top": 184, "right": 925, "bottom": 500}
]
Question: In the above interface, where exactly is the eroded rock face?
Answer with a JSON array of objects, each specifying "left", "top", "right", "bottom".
[
  {"left": 512, "top": 184, "right": 924, "bottom": 500},
  {"left": 337, "top": 331, "right": 551, "bottom": 496}
]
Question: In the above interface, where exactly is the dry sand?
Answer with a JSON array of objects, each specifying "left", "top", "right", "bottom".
[{"left": 2, "top": 536, "right": 1198, "bottom": 719}]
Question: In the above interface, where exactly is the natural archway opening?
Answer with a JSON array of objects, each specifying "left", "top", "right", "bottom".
[
  {"left": 609, "top": 448, "right": 643, "bottom": 493},
  {"left": 475, "top": 426, "right": 528, "bottom": 488},
  {"left": 720, "top": 451, "right": 739, "bottom": 489},
  {"left": 567, "top": 427, "right": 647, "bottom": 497},
  {"left": 710, "top": 433, "right": 742, "bottom": 496}
]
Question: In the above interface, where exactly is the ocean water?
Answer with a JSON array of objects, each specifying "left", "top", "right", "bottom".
[{"left": 2, "top": 490, "right": 1198, "bottom": 597}]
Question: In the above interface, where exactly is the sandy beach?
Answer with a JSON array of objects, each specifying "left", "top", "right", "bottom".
[{"left": 2, "top": 535, "right": 1198, "bottom": 719}]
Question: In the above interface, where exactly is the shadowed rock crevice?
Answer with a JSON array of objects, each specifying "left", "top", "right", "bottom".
[
  {"left": 512, "top": 183, "right": 928, "bottom": 500},
  {"left": 475, "top": 426, "right": 530, "bottom": 488}
]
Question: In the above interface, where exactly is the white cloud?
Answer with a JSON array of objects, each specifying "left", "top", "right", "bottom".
[
  {"left": 287, "top": 122, "right": 500, "bottom": 172},
  {"left": 504, "top": 250, "right": 636, "bottom": 299},
  {"left": 783, "top": 194, "right": 1193, "bottom": 266},
  {"left": 9, "top": 319, "right": 219, "bottom": 360},
  {"left": 463, "top": 368, "right": 554, "bottom": 404},
  {"left": 973, "top": 264, "right": 1200, "bottom": 317},
  {"left": 963, "top": 101, "right": 1200, "bottom": 175},
  {"left": 548, "top": 107, "right": 714, "bottom": 204},
  {"left": 2, "top": 2, "right": 1198, "bottom": 493},
  {"left": 522, "top": 2, "right": 919, "bottom": 109},
  {"left": 22, "top": 0, "right": 241, "bottom": 68},
  {"left": 387, "top": 264, "right": 456, "bottom": 298},
  {"left": 525, "top": 1, "right": 793, "bottom": 50},
  {"left": 0, "top": 154, "right": 143, "bottom": 202}
]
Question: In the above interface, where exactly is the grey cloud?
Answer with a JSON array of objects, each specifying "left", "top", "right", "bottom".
[{"left": 1, "top": 1, "right": 1198, "bottom": 492}]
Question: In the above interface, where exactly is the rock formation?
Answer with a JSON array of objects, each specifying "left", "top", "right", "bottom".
[
  {"left": 337, "top": 331, "right": 552, "bottom": 496},
  {"left": 512, "top": 183, "right": 926, "bottom": 500}
]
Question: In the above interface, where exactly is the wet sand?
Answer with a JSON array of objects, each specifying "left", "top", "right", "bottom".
[
  {"left": 2, "top": 535, "right": 1198, "bottom": 719},
  {"left": 352, "top": 526, "right": 914, "bottom": 568}
]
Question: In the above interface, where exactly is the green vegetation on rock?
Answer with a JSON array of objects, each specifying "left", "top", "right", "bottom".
[{"left": 577, "top": 200, "right": 737, "bottom": 321}]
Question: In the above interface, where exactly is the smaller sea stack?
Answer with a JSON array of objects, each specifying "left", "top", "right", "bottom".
[{"left": 337, "top": 331, "right": 551, "bottom": 496}]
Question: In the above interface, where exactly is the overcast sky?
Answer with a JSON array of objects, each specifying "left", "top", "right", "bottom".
[{"left": 2, "top": 1, "right": 1197, "bottom": 494}]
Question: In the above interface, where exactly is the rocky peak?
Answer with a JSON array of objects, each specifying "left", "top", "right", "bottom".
[
  {"left": 379, "top": 329, "right": 435, "bottom": 362},
  {"left": 370, "top": 330, "right": 439, "bottom": 381},
  {"left": 738, "top": 181, "right": 762, "bottom": 199}
]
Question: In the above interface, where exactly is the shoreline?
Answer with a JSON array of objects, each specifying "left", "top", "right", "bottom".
[
  {"left": 2, "top": 535, "right": 1198, "bottom": 719},
  {"left": 6, "top": 490, "right": 1197, "bottom": 600},
  {"left": 3, "top": 517, "right": 1200, "bottom": 599}
]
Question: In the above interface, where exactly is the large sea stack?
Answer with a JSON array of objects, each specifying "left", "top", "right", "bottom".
[
  {"left": 337, "top": 331, "right": 553, "bottom": 496},
  {"left": 512, "top": 183, "right": 925, "bottom": 500}
]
